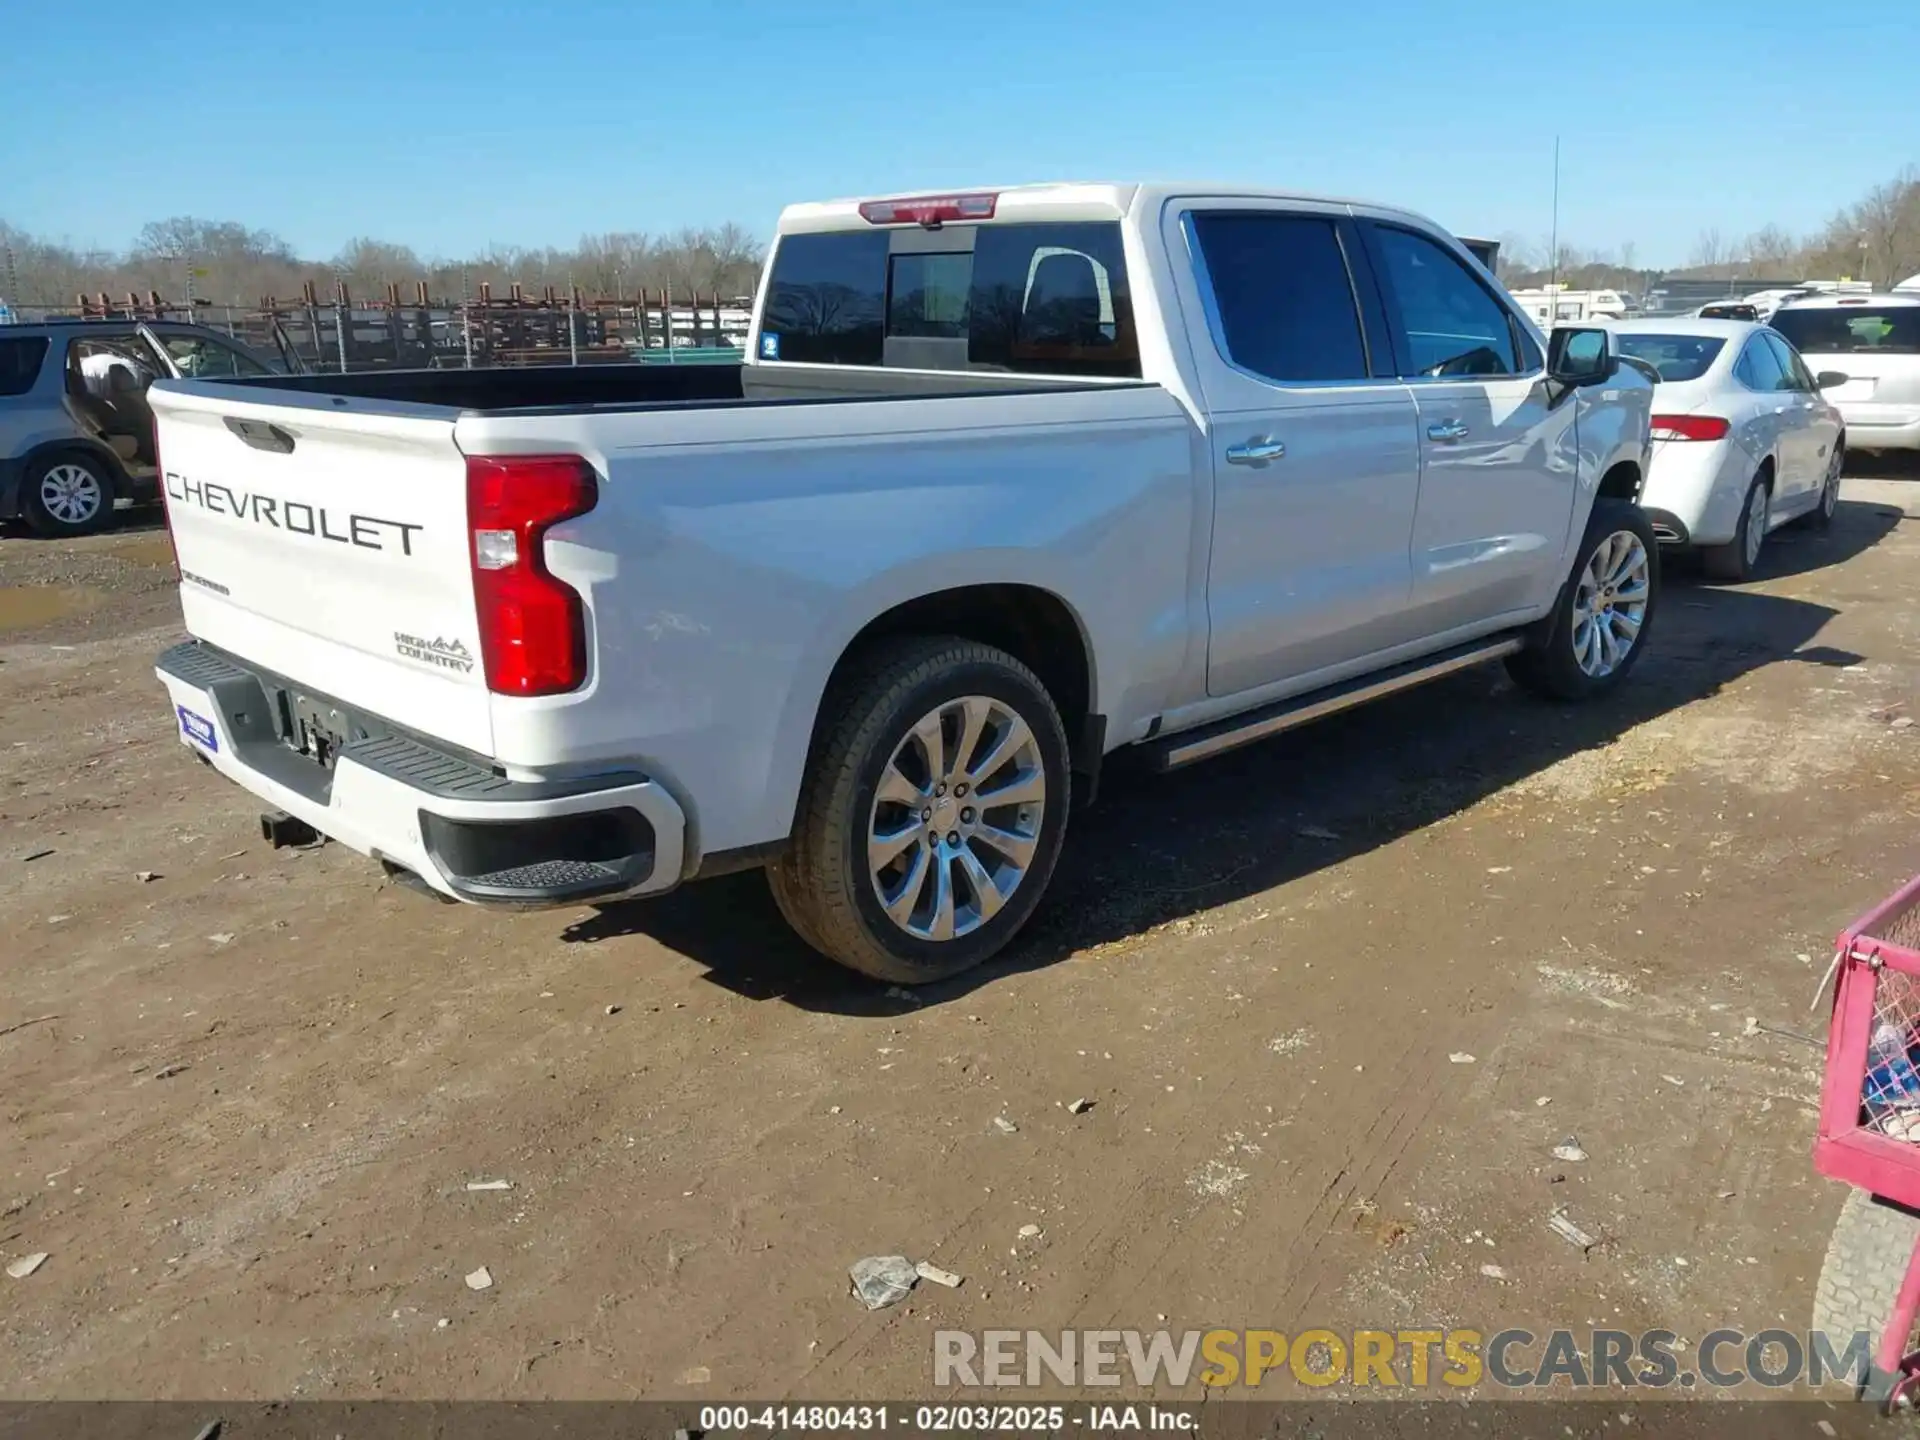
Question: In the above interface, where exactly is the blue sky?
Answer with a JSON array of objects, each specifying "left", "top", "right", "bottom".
[{"left": 5, "top": 0, "right": 1912, "bottom": 266}]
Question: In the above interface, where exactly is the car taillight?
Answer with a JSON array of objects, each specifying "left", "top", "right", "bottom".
[
  {"left": 1649, "top": 414, "right": 1731, "bottom": 441},
  {"left": 858, "top": 192, "right": 997, "bottom": 227},
  {"left": 465, "top": 454, "right": 597, "bottom": 697}
]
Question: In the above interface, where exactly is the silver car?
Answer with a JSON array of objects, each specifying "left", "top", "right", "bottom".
[
  {"left": 1770, "top": 293, "right": 1920, "bottom": 455},
  {"left": 1, "top": 319, "right": 298, "bottom": 537}
]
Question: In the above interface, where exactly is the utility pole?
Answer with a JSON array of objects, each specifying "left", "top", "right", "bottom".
[
  {"left": 1548, "top": 135, "right": 1561, "bottom": 297},
  {"left": 461, "top": 264, "right": 474, "bottom": 369}
]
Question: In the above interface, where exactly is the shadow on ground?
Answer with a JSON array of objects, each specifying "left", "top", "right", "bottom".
[
  {"left": 1662, "top": 497, "right": 1906, "bottom": 585},
  {"left": 0, "top": 502, "right": 168, "bottom": 543},
  {"left": 561, "top": 502, "right": 1898, "bottom": 1012},
  {"left": 1849, "top": 451, "right": 1920, "bottom": 481}
]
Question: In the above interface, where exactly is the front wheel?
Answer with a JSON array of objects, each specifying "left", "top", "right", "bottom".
[
  {"left": 1506, "top": 498, "right": 1658, "bottom": 702},
  {"left": 768, "top": 636, "right": 1072, "bottom": 984}
]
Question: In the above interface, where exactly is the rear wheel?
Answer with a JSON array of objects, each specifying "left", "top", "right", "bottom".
[
  {"left": 768, "top": 636, "right": 1071, "bottom": 984},
  {"left": 1701, "top": 471, "right": 1770, "bottom": 581},
  {"left": 1806, "top": 440, "right": 1844, "bottom": 531},
  {"left": 23, "top": 452, "right": 115, "bottom": 538},
  {"left": 1506, "top": 498, "right": 1657, "bottom": 702}
]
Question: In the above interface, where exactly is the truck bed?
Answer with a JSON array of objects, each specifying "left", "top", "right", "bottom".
[{"left": 213, "top": 360, "right": 1129, "bottom": 415}]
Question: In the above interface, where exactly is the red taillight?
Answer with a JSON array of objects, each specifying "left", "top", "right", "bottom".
[
  {"left": 1649, "top": 413, "right": 1731, "bottom": 442},
  {"left": 465, "top": 454, "right": 598, "bottom": 696},
  {"left": 858, "top": 192, "right": 997, "bottom": 227}
]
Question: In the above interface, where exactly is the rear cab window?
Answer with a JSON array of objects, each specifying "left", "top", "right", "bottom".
[
  {"left": 759, "top": 213, "right": 1140, "bottom": 378},
  {"left": 0, "top": 336, "right": 49, "bottom": 396}
]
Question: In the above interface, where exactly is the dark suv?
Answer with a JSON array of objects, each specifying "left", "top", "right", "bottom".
[{"left": 0, "top": 319, "right": 297, "bottom": 537}]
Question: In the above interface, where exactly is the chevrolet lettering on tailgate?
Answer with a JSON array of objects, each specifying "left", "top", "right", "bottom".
[{"left": 165, "top": 471, "right": 423, "bottom": 555}]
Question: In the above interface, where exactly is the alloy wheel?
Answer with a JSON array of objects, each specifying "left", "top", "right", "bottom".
[
  {"left": 1570, "top": 530, "right": 1651, "bottom": 679},
  {"left": 866, "top": 695, "right": 1047, "bottom": 942},
  {"left": 40, "top": 464, "right": 104, "bottom": 527}
]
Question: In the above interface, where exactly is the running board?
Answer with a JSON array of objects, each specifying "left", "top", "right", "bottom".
[{"left": 1150, "top": 635, "right": 1526, "bottom": 771}]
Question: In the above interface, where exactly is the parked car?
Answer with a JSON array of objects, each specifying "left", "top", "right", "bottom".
[
  {"left": 1770, "top": 293, "right": 1920, "bottom": 455},
  {"left": 0, "top": 319, "right": 299, "bottom": 537},
  {"left": 1609, "top": 318, "right": 1845, "bottom": 581},
  {"left": 149, "top": 181, "right": 1656, "bottom": 982}
]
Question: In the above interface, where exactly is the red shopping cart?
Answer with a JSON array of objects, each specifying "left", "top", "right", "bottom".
[{"left": 1814, "top": 870, "right": 1920, "bottom": 1406}]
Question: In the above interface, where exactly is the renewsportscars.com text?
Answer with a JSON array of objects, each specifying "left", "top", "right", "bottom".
[{"left": 933, "top": 1328, "right": 1876, "bottom": 1390}]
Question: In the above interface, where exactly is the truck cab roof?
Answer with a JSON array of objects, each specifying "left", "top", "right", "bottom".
[{"left": 776, "top": 181, "right": 1443, "bottom": 235}]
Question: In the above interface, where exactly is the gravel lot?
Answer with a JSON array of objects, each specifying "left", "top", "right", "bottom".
[{"left": 3, "top": 472, "right": 1919, "bottom": 1403}]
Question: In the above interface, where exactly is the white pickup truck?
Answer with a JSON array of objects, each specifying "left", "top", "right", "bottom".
[{"left": 151, "top": 182, "right": 1656, "bottom": 983}]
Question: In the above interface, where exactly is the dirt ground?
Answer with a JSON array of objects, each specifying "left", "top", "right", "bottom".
[{"left": 2, "top": 470, "right": 1919, "bottom": 1405}]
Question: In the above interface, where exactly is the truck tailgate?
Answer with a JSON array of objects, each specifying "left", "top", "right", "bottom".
[{"left": 151, "top": 383, "right": 494, "bottom": 755}]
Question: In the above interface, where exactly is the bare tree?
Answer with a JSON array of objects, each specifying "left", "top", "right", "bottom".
[
  {"left": 1854, "top": 166, "right": 1920, "bottom": 288},
  {"left": 573, "top": 232, "right": 653, "bottom": 297},
  {"left": 1689, "top": 227, "right": 1729, "bottom": 272},
  {"left": 333, "top": 237, "right": 425, "bottom": 297},
  {"left": 1744, "top": 224, "right": 1797, "bottom": 267}
]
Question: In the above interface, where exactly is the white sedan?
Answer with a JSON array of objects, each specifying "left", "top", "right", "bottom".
[{"left": 1609, "top": 319, "right": 1846, "bottom": 581}]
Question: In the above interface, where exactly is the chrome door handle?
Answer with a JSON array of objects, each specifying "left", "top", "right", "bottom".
[
  {"left": 1426, "top": 420, "right": 1469, "bottom": 443},
  {"left": 1225, "top": 437, "right": 1287, "bottom": 466}
]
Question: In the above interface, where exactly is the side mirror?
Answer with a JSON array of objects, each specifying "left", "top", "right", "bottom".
[
  {"left": 1548, "top": 326, "right": 1615, "bottom": 385},
  {"left": 1817, "top": 370, "right": 1849, "bottom": 389}
]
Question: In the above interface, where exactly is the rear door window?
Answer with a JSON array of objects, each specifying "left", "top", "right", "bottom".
[
  {"left": 760, "top": 220, "right": 1140, "bottom": 377},
  {"left": 1187, "top": 212, "right": 1371, "bottom": 383},
  {"left": 0, "top": 336, "right": 48, "bottom": 396},
  {"left": 1761, "top": 332, "right": 1813, "bottom": 391},
  {"left": 1734, "top": 336, "right": 1788, "bottom": 392},
  {"left": 1365, "top": 224, "right": 1524, "bottom": 378}
]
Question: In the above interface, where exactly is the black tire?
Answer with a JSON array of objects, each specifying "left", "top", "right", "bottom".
[
  {"left": 1506, "top": 498, "right": 1659, "bottom": 702},
  {"left": 1813, "top": 1189, "right": 1920, "bottom": 1400},
  {"left": 768, "top": 636, "right": 1071, "bottom": 984},
  {"left": 1806, "top": 439, "right": 1844, "bottom": 532},
  {"left": 1701, "top": 469, "right": 1770, "bottom": 582},
  {"left": 22, "top": 451, "right": 116, "bottom": 538}
]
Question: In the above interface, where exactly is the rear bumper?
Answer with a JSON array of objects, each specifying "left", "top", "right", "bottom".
[
  {"left": 1640, "top": 507, "right": 1692, "bottom": 546},
  {"left": 1639, "top": 437, "right": 1752, "bottom": 547},
  {"left": 1839, "top": 411, "right": 1920, "bottom": 452},
  {"left": 154, "top": 640, "right": 686, "bottom": 906}
]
